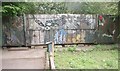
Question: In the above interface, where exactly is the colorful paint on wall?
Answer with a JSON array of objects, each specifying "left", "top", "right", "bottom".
[
  {"left": 98, "top": 15, "right": 115, "bottom": 43},
  {"left": 54, "top": 28, "right": 66, "bottom": 44},
  {"left": 2, "top": 14, "right": 116, "bottom": 46}
]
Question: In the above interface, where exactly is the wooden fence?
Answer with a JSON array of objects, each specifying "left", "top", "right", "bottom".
[{"left": 2, "top": 14, "right": 116, "bottom": 47}]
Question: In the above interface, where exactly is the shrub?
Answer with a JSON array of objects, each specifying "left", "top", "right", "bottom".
[{"left": 67, "top": 46, "right": 76, "bottom": 52}]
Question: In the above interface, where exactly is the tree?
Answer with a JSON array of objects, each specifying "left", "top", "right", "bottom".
[
  {"left": 2, "top": 2, "right": 36, "bottom": 17},
  {"left": 36, "top": 2, "right": 68, "bottom": 14},
  {"left": 65, "top": 2, "right": 118, "bottom": 15}
]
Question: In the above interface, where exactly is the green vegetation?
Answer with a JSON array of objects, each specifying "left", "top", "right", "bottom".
[
  {"left": 67, "top": 45, "right": 77, "bottom": 52},
  {"left": 2, "top": 2, "right": 36, "bottom": 17},
  {"left": 94, "top": 44, "right": 118, "bottom": 50},
  {"left": 2, "top": 2, "right": 38, "bottom": 23},
  {"left": 37, "top": 2, "right": 67, "bottom": 14},
  {"left": 66, "top": 2, "right": 118, "bottom": 15},
  {"left": 55, "top": 45, "right": 118, "bottom": 69},
  {"left": 2, "top": 2, "right": 118, "bottom": 17}
]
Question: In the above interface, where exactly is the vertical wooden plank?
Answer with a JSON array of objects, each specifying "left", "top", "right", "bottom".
[
  {"left": 48, "top": 30, "right": 50, "bottom": 42},
  {"left": 33, "top": 30, "right": 35, "bottom": 44},
  {"left": 71, "top": 30, "right": 72, "bottom": 43},
  {"left": 79, "top": 29, "right": 82, "bottom": 43},
  {"left": 50, "top": 29, "right": 53, "bottom": 42},
  {"left": 23, "top": 14, "right": 26, "bottom": 46},
  {"left": 62, "top": 30, "right": 63, "bottom": 44},
  {"left": 76, "top": 29, "right": 77, "bottom": 43},
  {"left": 27, "top": 15, "right": 30, "bottom": 31},
  {"left": 47, "top": 30, "right": 48, "bottom": 43},
  {"left": 10, "top": 28, "right": 12, "bottom": 45},
  {"left": 44, "top": 30, "right": 46, "bottom": 44},
  {"left": 53, "top": 29, "right": 55, "bottom": 43},
  {"left": 39, "top": 30, "right": 40, "bottom": 43},
  {"left": 52, "top": 41, "right": 54, "bottom": 58},
  {"left": 57, "top": 29, "right": 59, "bottom": 44},
  {"left": 27, "top": 16, "right": 30, "bottom": 46},
  {"left": 67, "top": 27, "right": 68, "bottom": 43},
  {"left": 49, "top": 30, "right": 50, "bottom": 42},
  {"left": 29, "top": 30, "right": 30, "bottom": 46}
]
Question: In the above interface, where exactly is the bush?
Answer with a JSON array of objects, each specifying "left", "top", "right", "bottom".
[{"left": 67, "top": 45, "right": 76, "bottom": 52}]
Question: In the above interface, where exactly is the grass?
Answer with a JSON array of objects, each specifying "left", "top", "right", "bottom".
[{"left": 54, "top": 44, "right": 118, "bottom": 69}]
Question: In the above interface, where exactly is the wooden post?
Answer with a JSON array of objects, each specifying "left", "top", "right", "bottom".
[
  {"left": 47, "top": 41, "right": 55, "bottom": 69},
  {"left": 50, "top": 56, "right": 55, "bottom": 69},
  {"left": 52, "top": 41, "right": 54, "bottom": 58},
  {"left": 50, "top": 41, "right": 55, "bottom": 69},
  {"left": 23, "top": 14, "right": 26, "bottom": 46}
]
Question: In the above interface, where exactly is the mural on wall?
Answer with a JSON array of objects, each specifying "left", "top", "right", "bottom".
[
  {"left": 26, "top": 14, "right": 97, "bottom": 44},
  {"left": 2, "top": 14, "right": 116, "bottom": 46},
  {"left": 2, "top": 16, "right": 25, "bottom": 46},
  {"left": 54, "top": 28, "right": 66, "bottom": 44}
]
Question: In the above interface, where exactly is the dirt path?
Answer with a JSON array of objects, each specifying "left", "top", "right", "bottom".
[{"left": 2, "top": 48, "right": 46, "bottom": 69}]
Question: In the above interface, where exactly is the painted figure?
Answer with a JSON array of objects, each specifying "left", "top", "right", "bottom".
[{"left": 54, "top": 28, "right": 66, "bottom": 44}]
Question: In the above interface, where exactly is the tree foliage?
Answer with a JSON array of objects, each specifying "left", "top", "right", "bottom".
[
  {"left": 65, "top": 2, "right": 118, "bottom": 15},
  {"left": 2, "top": 2, "right": 36, "bottom": 17},
  {"left": 2, "top": 2, "right": 118, "bottom": 17},
  {"left": 37, "top": 2, "right": 67, "bottom": 14}
]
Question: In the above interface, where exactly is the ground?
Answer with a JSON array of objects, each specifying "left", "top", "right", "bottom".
[
  {"left": 2, "top": 47, "right": 46, "bottom": 69},
  {"left": 1, "top": 44, "right": 119, "bottom": 69},
  {"left": 54, "top": 44, "right": 118, "bottom": 69}
]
